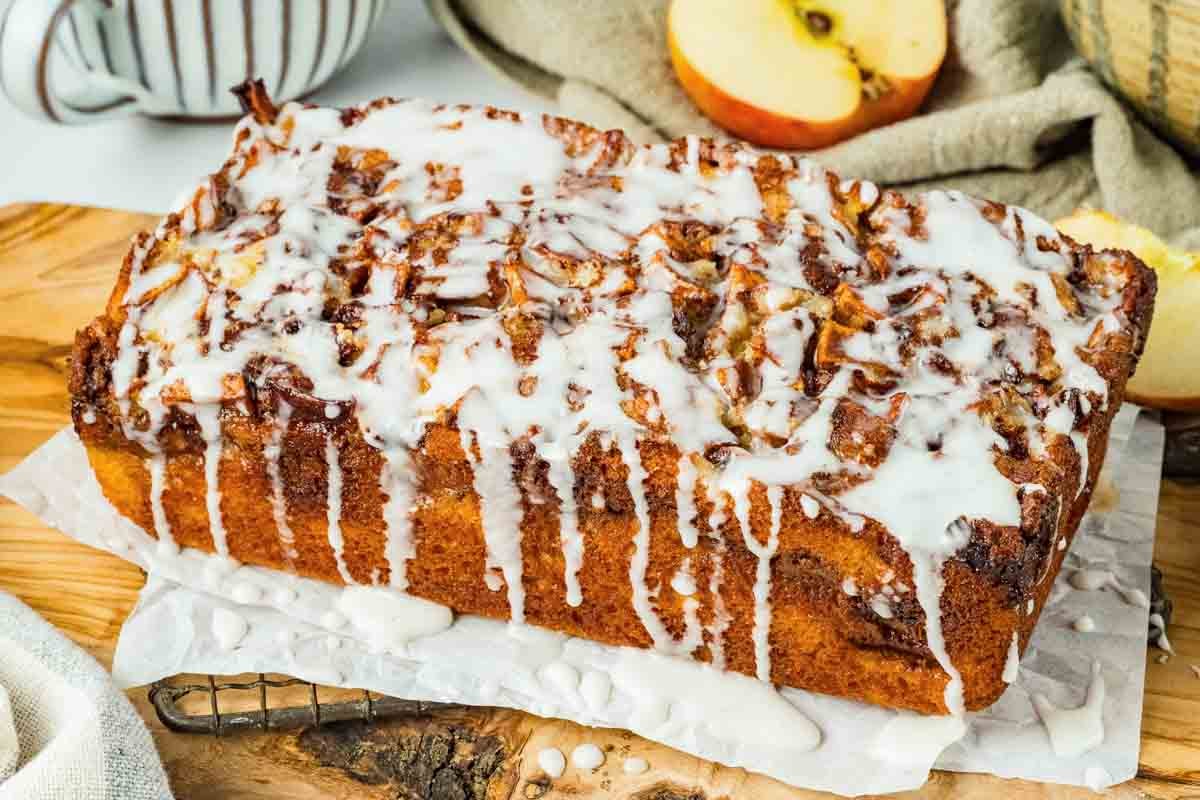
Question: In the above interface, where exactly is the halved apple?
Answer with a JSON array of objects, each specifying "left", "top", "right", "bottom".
[
  {"left": 667, "top": 0, "right": 947, "bottom": 150},
  {"left": 1056, "top": 210, "right": 1200, "bottom": 411}
]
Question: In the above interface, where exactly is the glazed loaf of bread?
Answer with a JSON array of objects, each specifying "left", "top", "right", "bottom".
[{"left": 70, "top": 83, "right": 1155, "bottom": 715}]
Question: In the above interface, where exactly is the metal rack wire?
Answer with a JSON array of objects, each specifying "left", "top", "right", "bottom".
[{"left": 148, "top": 674, "right": 455, "bottom": 735}]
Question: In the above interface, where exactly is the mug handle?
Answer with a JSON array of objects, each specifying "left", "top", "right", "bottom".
[{"left": 0, "top": 0, "right": 150, "bottom": 124}]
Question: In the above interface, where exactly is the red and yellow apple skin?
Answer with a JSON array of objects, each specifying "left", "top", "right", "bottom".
[{"left": 668, "top": 0, "right": 948, "bottom": 150}]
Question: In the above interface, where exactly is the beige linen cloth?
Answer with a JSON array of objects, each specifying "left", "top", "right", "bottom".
[
  {"left": 429, "top": 0, "right": 1200, "bottom": 245},
  {"left": 0, "top": 592, "right": 172, "bottom": 799}
]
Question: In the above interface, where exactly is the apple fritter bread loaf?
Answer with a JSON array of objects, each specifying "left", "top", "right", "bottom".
[{"left": 69, "top": 82, "right": 1155, "bottom": 715}]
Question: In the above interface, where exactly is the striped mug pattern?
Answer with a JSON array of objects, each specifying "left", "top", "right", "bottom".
[{"left": 1, "top": 0, "right": 388, "bottom": 124}]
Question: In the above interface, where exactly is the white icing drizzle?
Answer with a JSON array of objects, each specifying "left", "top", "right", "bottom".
[
  {"left": 1002, "top": 633, "right": 1020, "bottom": 683},
  {"left": 579, "top": 670, "right": 612, "bottom": 712},
  {"left": 800, "top": 493, "right": 820, "bottom": 520},
  {"left": 335, "top": 585, "right": 452, "bottom": 651},
  {"left": 611, "top": 648, "right": 821, "bottom": 752},
  {"left": 571, "top": 743, "right": 605, "bottom": 770},
  {"left": 324, "top": 435, "right": 354, "bottom": 584},
  {"left": 537, "top": 747, "right": 566, "bottom": 778},
  {"left": 380, "top": 448, "right": 416, "bottom": 589},
  {"left": 265, "top": 401, "right": 298, "bottom": 564},
  {"left": 620, "top": 433, "right": 691, "bottom": 653},
  {"left": 1032, "top": 661, "right": 1106, "bottom": 758},
  {"left": 871, "top": 712, "right": 966, "bottom": 766},
  {"left": 623, "top": 756, "right": 649, "bottom": 775},
  {"left": 460, "top": 426, "right": 526, "bottom": 624},
  {"left": 146, "top": 453, "right": 176, "bottom": 552},
  {"left": 733, "top": 484, "right": 783, "bottom": 683},
  {"left": 211, "top": 607, "right": 247, "bottom": 650},
  {"left": 99, "top": 96, "right": 1142, "bottom": 703},
  {"left": 545, "top": 451, "right": 584, "bottom": 607},
  {"left": 540, "top": 660, "right": 580, "bottom": 697},
  {"left": 675, "top": 454, "right": 700, "bottom": 549},
  {"left": 1069, "top": 568, "right": 1150, "bottom": 608},
  {"left": 670, "top": 559, "right": 697, "bottom": 596}
]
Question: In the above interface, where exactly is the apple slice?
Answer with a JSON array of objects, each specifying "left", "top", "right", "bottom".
[
  {"left": 668, "top": 0, "right": 947, "bottom": 150},
  {"left": 1056, "top": 210, "right": 1200, "bottom": 411}
]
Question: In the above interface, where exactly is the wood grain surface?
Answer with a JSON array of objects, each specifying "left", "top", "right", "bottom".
[{"left": 0, "top": 202, "right": 1197, "bottom": 799}]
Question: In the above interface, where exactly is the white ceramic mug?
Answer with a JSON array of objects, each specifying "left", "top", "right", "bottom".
[{"left": 1, "top": 0, "right": 388, "bottom": 124}]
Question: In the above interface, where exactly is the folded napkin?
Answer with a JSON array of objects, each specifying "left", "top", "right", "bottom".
[
  {"left": 0, "top": 592, "right": 172, "bottom": 800},
  {"left": 429, "top": 0, "right": 1200, "bottom": 246}
]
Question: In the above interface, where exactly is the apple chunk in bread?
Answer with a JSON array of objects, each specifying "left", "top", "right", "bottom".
[
  {"left": 668, "top": 0, "right": 947, "bottom": 149},
  {"left": 1056, "top": 210, "right": 1200, "bottom": 411}
]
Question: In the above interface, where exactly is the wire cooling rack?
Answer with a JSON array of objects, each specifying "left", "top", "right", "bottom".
[{"left": 148, "top": 673, "right": 456, "bottom": 735}]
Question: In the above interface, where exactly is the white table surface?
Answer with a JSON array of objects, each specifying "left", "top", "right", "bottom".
[{"left": 0, "top": 0, "right": 554, "bottom": 214}]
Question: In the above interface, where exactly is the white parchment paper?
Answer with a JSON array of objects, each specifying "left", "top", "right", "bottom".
[{"left": 0, "top": 406, "right": 1160, "bottom": 796}]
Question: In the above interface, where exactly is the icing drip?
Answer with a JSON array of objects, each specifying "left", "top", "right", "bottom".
[
  {"left": 537, "top": 747, "right": 566, "bottom": 778},
  {"left": 324, "top": 436, "right": 354, "bottom": 584},
  {"left": 571, "top": 743, "right": 605, "bottom": 770},
  {"left": 611, "top": 648, "right": 820, "bottom": 751},
  {"left": 620, "top": 433, "right": 678, "bottom": 651},
  {"left": 800, "top": 493, "right": 820, "bottom": 520},
  {"left": 670, "top": 560, "right": 697, "bottom": 596},
  {"left": 539, "top": 661, "right": 580, "bottom": 697},
  {"left": 265, "top": 402, "right": 298, "bottom": 564},
  {"left": 1032, "top": 662, "right": 1106, "bottom": 758},
  {"left": 871, "top": 712, "right": 967, "bottom": 766},
  {"left": 579, "top": 670, "right": 612, "bottom": 711},
  {"left": 460, "top": 425, "right": 526, "bottom": 624},
  {"left": 334, "top": 585, "right": 453, "bottom": 651},
  {"left": 195, "top": 406, "right": 228, "bottom": 557},
  {"left": 675, "top": 454, "right": 700, "bottom": 549},
  {"left": 380, "top": 447, "right": 415, "bottom": 589},
  {"left": 211, "top": 607, "right": 247, "bottom": 650},
  {"left": 623, "top": 757, "right": 649, "bottom": 775},
  {"left": 913, "top": 554, "right": 964, "bottom": 715},
  {"left": 146, "top": 453, "right": 176, "bottom": 552},
  {"left": 732, "top": 483, "right": 783, "bottom": 682},
  {"left": 1069, "top": 568, "right": 1149, "bottom": 608},
  {"left": 545, "top": 452, "right": 584, "bottom": 607},
  {"left": 1002, "top": 633, "right": 1020, "bottom": 683}
]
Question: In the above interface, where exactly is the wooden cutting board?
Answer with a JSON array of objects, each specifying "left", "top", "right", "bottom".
[{"left": 0, "top": 202, "right": 1197, "bottom": 799}]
